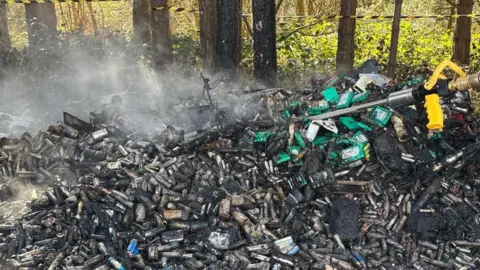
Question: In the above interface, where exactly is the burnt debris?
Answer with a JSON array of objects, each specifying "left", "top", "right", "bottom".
[{"left": 1, "top": 65, "right": 480, "bottom": 269}]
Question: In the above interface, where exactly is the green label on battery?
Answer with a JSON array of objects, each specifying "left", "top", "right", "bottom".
[
  {"left": 322, "top": 87, "right": 339, "bottom": 104},
  {"left": 336, "top": 91, "right": 354, "bottom": 109},
  {"left": 352, "top": 91, "right": 370, "bottom": 103},
  {"left": 341, "top": 145, "right": 365, "bottom": 163},
  {"left": 370, "top": 106, "right": 392, "bottom": 127},
  {"left": 351, "top": 131, "right": 369, "bottom": 146},
  {"left": 308, "top": 100, "right": 330, "bottom": 116},
  {"left": 336, "top": 138, "right": 352, "bottom": 145},
  {"left": 340, "top": 117, "right": 363, "bottom": 131}
]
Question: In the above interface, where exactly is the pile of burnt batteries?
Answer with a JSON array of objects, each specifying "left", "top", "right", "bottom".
[{"left": 2, "top": 62, "right": 480, "bottom": 270}]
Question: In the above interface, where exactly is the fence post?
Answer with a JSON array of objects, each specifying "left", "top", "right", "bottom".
[
  {"left": 252, "top": 0, "right": 277, "bottom": 87},
  {"left": 0, "top": 3, "right": 9, "bottom": 50},
  {"left": 335, "top": 0, "right": 357, "bottom": 74},
  {"left": 387, "top": 0, "right": 402, "bottom": 78},
  {"left": 199, "top": 0, "right": 217, "bottom": 74},
  {"left": 216, "top": 0, "right": 242, "bottom": 81},
  {"left": 151, "top": 0, "right": 172, "bottom": 68},
  {"left": 24, "top": 3, "right": 57, "bottom": 48},
  {"left": 453, "top": 0, "right": 474, "bottom": 65}
]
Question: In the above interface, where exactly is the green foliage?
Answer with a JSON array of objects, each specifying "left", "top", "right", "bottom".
[
  {"left": 275, "top": 20, "right": 338, "bottom": 83},
  {"left": 275, "top": 18, "right": 480, "bottom": 83},
  {"left": 171, "top": 35, "right": 201, "bottom": 74}
]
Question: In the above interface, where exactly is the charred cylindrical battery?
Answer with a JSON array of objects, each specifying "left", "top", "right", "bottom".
[
  {"left": 83, "top": 254, "right": 104, "bottom": 267},
  {"left": 148, "top": 245, "right": 158, "bottom": 261},
  {"left": 144, "top": 227, "right": 166, "bottom": 238},
  {"left": 135, "top": 203, "right": 146, "bottom": 223},
  {"left": 219, "top": 199, "right": 231, "bottom": 220},
  {"left": 161, "top": 230, "right": 184, "bottom": 243},
  {"left": 163, "top": 209, "right": 190, "bottom": 221}
]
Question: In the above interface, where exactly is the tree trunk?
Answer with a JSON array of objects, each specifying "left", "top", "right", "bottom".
[
  {"left": 387, "top": 0, "right": 402, "bottom": 78},
  {"left": 87, "top": 2, "right": 98, "bottom": 35},
  {"left": 446, "top": 5, "right": 456, "bottom": 31},
  {"left": 0, "top": 3, "right": 10, "bottom": 49},
  {"left": 25, "top": 3, "right": 57, "bottom": 48},
  {"left": 275, "top": 0, "right": 285, "bottom": 14},
  {"left": 453, "top": 0, "right": 473, "bottom": 65},
  {"left": 199, "top": 0, "right": 217, "bottom": 74},
  {"left": 335, "top": 0, "right": 357, "bottom": 74},
  {"left": 151, "top": 0, "right": 172, "bottom": 68},
  {"left": 133, "top": 0, "right": 151, "bottom": 45},
  {"left": 307, "top": 0, "right": 315, "bottom": 15},
  {"left": 295, "top": 0, "right": 305, "bottom": 16},
  {"left": 216, "top": 0, "right": 242, "bottom": 81},
  {"left": 253, "top": 0, "right": 276, "bottom": 87}
]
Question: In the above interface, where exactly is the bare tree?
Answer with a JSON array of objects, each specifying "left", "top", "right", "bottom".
[
  {"left": 253, "top": 0, "right": 277, "bottom": 87},
  {"left": 133, "top": 0, "right": 152, "bottom": 45},
  {"left": 0, "top": 3, "right": 10, "bottom": 49},
  {"left": 453, "top": 0, "right": 474, "bottom": 64},
  {"left": 387, "top": 0, "right": 402, "bottom": 78},
  {"left": 25, "top": 3, "right": 57, "bottom": 48},
  {"left": 307, "top": 0, "right": 315, "bottom": 15},
  {"left": 216, "top": 0, "right": 242, "bottom": 80},
  {"left": 199, "top": 0, "right": 217, "bottom": 73},
  {"left": 151, "top": 0, "right": 172, "bottom": 68},
  {"left": 335, "top": 0, "right": 357, "bottom": 74},
  {"left": 295, "top": 0, "right": 305, "bottom": 16}
]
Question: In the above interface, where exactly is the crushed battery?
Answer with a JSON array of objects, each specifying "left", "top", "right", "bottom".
[{"left": 340, "top": 145, "right": 365, "bottom": 163}]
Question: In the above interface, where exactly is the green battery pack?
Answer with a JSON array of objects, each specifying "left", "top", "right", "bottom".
[
  {"left": 352, "top": 91, "right": 370, "bottom": 103},
  {"left": 336, "top": 91, "right": 354, "bottom": 109},
  {"left": 254, "top": 131, "right": 272, "bottom": 143},
  {"left": 340, "top": 117, "right": 373, "bottom": 132},
  {"left": 340, "top": 145, "right": 365, "bottom": 163},
  {"left": 313, "top": 134, "right": 340, "bottom": 146},
  {"left": 308, "top": 100, "right": 330, "bottom": 116},
  {"left": 335, "top": 138, "right": 352, "bottom": 145},
  {"left": 370, "top": 106, "right": 392, "bottom": 127},
  {"left": 351, "top": 131, "right": 369, "bottom": 146},
  {"left": 328, "top": 151, "right": 339, "bottom": 162},
  {"left": 340, "top": 117, "right": 359, "bottom": 130},
  {"left": 275, "top": 152, "right": 291, "bottom": 164},
  {"left": 358, "top": 122, "right": 373, "bottom": 132},
  {"left": 322, "top": 87, "right": 339, "bottom": 104},
  {"left": 294, "top": 131, "right": 306, "bottom": 148},
  {"left": 325, "top": 76, "right": 340, "bottom": 87}
]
